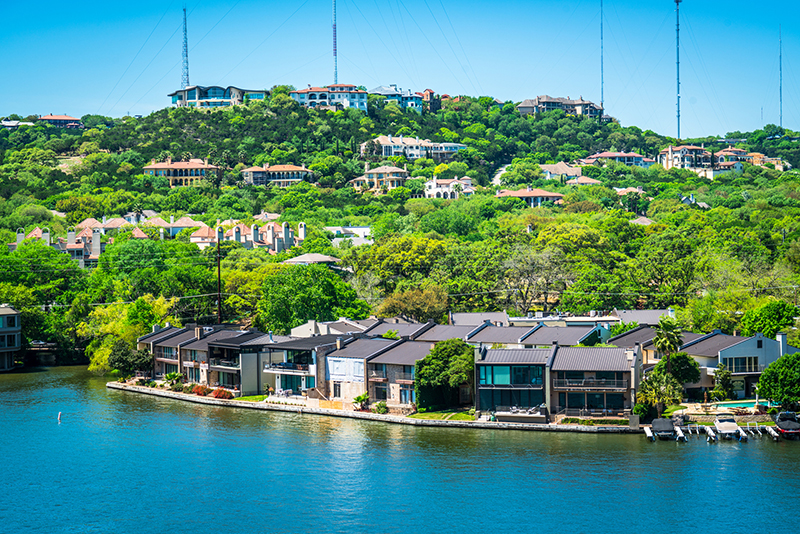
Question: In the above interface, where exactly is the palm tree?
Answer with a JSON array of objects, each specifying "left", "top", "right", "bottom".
[
  {"left": 653, "top": 316, "right": 683, "bottom": 376},
  {"left": 639, "top": 371, "right": 683, "bottom": 417}
]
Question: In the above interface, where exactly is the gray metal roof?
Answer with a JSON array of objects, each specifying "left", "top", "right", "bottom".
[
  {"left": 182, "top": 329, "right": 240, "bottom": 351},
  {"left": 265, "top": 334, "right": 350, "bottom": 352},
  {"left": 680, "top": 333, "right": 750, "bottom": 357},
  {"left": 521, "top": 325, "right": 596, "bottom": 346},
  {"left": 370, "top": 341, "right": 431, "bottom": 365},
  {"left": 551, "top": 347, "right": 630, "bottom": 372},
  {"left": 326, "top": 321, "right": 367, "bottom": 334},
  {"left": 467, "top": 326, "right": 535, "bottom": 344},
  {"left": 450, "top": 312, "right": 509, "bottom": 327},
  {"left": 207, "top": 330, "right": 267, "bottom": 348},
  {"left": 137, "top": 325, "right": 181, "bottom": 343},
  {"left": 153, "top": 329, "right": 196, "bottom": 348},
  {"left": 329, "top": 338, "right": 398, "bottom": 359},
  {"left": 367, "top": 322, "right": 428, "bottom": 337},
  {"left": 241, "top": 334, "right": 298, "bottom": 346},
  {"left": 608, "top": 326, "right": 656, "bottom": 347},
  {"left": 642, "top": 331, "right": 705, "bottom": 349},
  {"left": 480, "top": 348, "right": 552, "bottom": 364},
  {"left": 414, "top": 324, "right": 474, "bottom": 341},
  {"left": 0, "top": 305, "right": 19, "bottom": 316}
]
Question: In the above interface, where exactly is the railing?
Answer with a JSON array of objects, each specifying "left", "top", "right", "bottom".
[
  {"left": 396, "top": 372, "right": 415, "bottom": 382},
  {"left": 210, "top": 358, "right": 240, "bottom": 368},
  {"left": 552, "top": 379, "right": 628, "bottom": 390},
  {"left": 554, "top": 407, "right": 630, "bottom": 418},
  {"left": 264, "top": 362, "right": 309, "bottom": 372},
  {"left": 154, "top": 351, "right": 178, "bottom": 361},
  {"left": 478, "top": 379, "right": 544, "bottom": 389},
  {"left": 368, "top": 369, "right": 386, "bottom": 379},
  {"left": 728, "top": 364, "right": 766, "bottom": 374}
]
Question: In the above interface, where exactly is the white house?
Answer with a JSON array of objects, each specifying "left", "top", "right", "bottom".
[{"left": 424, "top": 176, "right": 475, "bottom": 199}]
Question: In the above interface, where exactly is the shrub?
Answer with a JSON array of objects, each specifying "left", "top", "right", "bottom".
[
  {"left": 182, "top": 383, "right": 196, "bottom": 394},
  {"left": 211, "top": 388, "right": 234, "bottom": 400},
  {"left": 768, "top": 407, "right": 779, "bottom": 415},
  {"left": 170, "top": 382, "right": 184, "bottom": 392},
  {"left": 192, "top": 385, "right": 212, "bottom": 396},
  {"left": 372, "top": 401, "right": 388, "bottom": 414},
  {"left": 469, "top": 407, "right": 476, "bottom": 416}
]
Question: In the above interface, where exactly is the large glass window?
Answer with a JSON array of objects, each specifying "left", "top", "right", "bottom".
[
  {"left": 400, "top": 385, "right": 415, "bottom": 404},
  {"left": 374, "top": 384, "right": 388, "bottom": 401},
  {"left": 493, "top": 366, "right": 510, "bottom": 385},
  {"left": 220, "top": 372, "right": 237, "bottom": 387},
  {"left": 333, "top": 382, "right": 342, "bottom": 398},
  {"left": 606, "top": 394, "right": 625, "bottom": 410},
  {"left": 567, "top": 392, "right": 585, "bottom": 408}
]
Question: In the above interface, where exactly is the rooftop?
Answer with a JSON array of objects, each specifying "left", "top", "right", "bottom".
[{"left": 551, "top": 347, "right": 631, "bottom": 372}]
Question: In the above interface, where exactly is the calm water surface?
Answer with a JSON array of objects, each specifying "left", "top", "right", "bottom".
[{"left": 1, "top": 366, "right": 798, "bottom": 534}]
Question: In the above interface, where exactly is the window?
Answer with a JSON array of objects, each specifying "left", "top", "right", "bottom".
[
  {"left": 305, "top": 376, "right": 315, "bottom": 389},
  {"left": 493, "top": 366, "right": 511, "bottom": 385},
  {"left": 374, "top": 384, "right": 388, "bottom": 401},
  {"left": 220, "top": 372, "right": 237, "bottom": 387},
  {"left": 333, "top": 382, "right": 342, "bottom": 398},
  {"left": 7, "top": 316, "right": 16, "bottom": 328},
  {"left": 757, "top": 340, "right": 763, "bottom": 348},
  {"left": 400, "top": 385, "right": 415, "bottom": 404}
]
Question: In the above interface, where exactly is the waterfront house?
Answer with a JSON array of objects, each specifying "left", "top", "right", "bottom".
[
  {"left": 179, "top": 328, "right": 241, "bottom": 385},
  {"left": 549, "top": 346, "right": 641, "bottom": 416},
  {"left": 290, "top": 317, "right": 377, "bottom": 338},
  {"left": 322, "top": 337, "right": 398, "bottom": 408},
  {"left": 475, "top": 347, "right": 552, "bottom": 414},
  {"left": 205, "top": 330, "right": 290, "bottom": 395},
  {"left": 366, "top": 340, "right": 431, "bottom": 413},
  {"left": 261, "top": 334, "right": 345, "bottom": 397},
  {"left": 0, "top": 305, "right": 21, "bottom": 372}
]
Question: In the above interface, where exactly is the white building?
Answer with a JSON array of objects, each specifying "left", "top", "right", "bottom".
[
  {"left": 289, "top": 84, "right": 368, "bottom": 112},
  {"left": 0, "top": 305, "right": 21, "bottom": 371},
  {"left": 360, "top": 134, "right": 466, "bottom": 162},
  {"left": 424, "top": 176, "right": 475, "bottom": 199}
]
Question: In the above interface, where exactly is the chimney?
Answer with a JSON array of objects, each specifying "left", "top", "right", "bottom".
[
  {"left": 269, "top": 331, "right": 274, "bottom": 343},
  {"left": 388, "top": 134, "right": 392, "bottom": 142},
  {"left": 527, "top": 185, "right": 532, "bottom": 191},
  {"left": 67, "top": 229, "right": 75, "bottom": 245},
  {"left": 298, "top": 222, "right": 307, "bottom": 241},
  {"left": 91, "top": 229, "right": 101, "bottom": 257},
  {"left": 159, "top": 228, "right": 164, "bottom": 241},
  {"left": 16, "top": 229, "right": 24, "bottom": 244},
  {"left": 777, "top": 332, "right": 788, "bottom": 356},
  {"left": 365, "top": 161, "right": 370, "bottom": 172},
  {"left": 336, "top": 337, "right": 343, "bottom": 350},
  {"left": 170, "top": 215, "right": 174, "bottom": 224},
  {"left": 195, "top": 326, "right": 203, "bottom": 340},
  {"left": 102, "top": 215, "right": 107, "bottom": 224},
  {"left": 267, "top": 224, "right": 275, "bottom": 246},
  {"left": 283, "top": 222, "right": 291, "bottom": 248},
  {"left": 637, "top": 186, "right": 643, "bottom": 193},
  {"left": 526, "top": 225, "right": 532, "bottom": 234},
  {"left": 42, "top": 228, "right": 50, "bottom": 245},
  {"left": 152, "top": 324, "right": 162, "bottom": 333}
]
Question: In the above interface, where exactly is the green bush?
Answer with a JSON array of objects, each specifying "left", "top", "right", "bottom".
[
  {"left": 182, "top": 383, "right": 196, "bottom": 394},
  {"left": 372, "top": 401, "right": 388, "bottom": 414},
  {"left": 469, "top": 407, "right": 476, "bottom": 416},
  {"left": 768, "top": 407, "right": 780, "bottom": 415},
  {"left": 170, "top": 382, "right": 184, "bottom": 392}
]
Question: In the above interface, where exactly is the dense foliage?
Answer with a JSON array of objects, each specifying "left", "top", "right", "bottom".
[{"left": 4, "top": 91, "right": 800, "bottom": 373}]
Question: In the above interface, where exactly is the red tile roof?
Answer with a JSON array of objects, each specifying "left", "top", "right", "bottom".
[
  {"left": 40, "top": 114, "right": 80, "bottom": 121},
  {"left": 497, "top": 188, "right": 564, "bottom": 199}
]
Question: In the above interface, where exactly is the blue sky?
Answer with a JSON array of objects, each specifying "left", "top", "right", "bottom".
[{"left": 2, "top": 0, "right": 798, "bottom": 138}]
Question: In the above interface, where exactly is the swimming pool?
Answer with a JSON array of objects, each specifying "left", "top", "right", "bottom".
[{"left": 713, "top": 400, "right": 775, "bottom": 408}]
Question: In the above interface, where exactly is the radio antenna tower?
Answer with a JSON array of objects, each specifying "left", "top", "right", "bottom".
[
  {"left": 780, "top": 25, "right": 783, "bottom": 128},
  {"left": 675, "top": 0, "right": 681, "bottom": 139},
  {"left": 332, "top": 0, "right": 338, "bottom": 84},
  {"left": 182, "top": 6, "right": 190, "bottom": 89},
  {"left": 600, "top": 0, "right": 604, "bottom": 114}
]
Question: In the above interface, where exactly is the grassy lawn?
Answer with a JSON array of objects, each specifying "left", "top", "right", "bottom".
[
  {"left": 408, "top": 410, "right": 455, "bottom": 420},
  {"left": 236, "top": 395, "right": 267, "bottom": 402},
  {"left": 662, "top": 405, "right": 687, "bottom": 416},
  {"left": 449, "top": 412, "right": 476, "bottom": 421}
]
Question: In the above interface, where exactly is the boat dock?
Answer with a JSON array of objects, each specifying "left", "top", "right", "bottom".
[{"left": 644, "top": 422, "right": 787, "bottom": 443}]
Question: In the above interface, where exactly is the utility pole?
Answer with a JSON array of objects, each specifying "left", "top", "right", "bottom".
[
  {"left": 182, "top": 6, "right": 190, "bottom": 89},
  {"left": 675, "top": 0, "right": 682, "bottom": 139},
  {"left": 332, "top": 0, "right": 338, "bottom": 85},
  {"left": 216, "top": 228, "right": 222, "bottom": 325}
]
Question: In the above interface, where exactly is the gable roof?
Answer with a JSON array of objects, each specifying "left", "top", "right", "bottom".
[
  {"left": 369, "top": 340, "right": 431, "bottom": 365},
  {"left": 679, "top": 332, "right": 750, "bottom": 357},
  {"left": 414, "top": 324, "right": 475, "bottom": 342},
  {"left": 479, "top": 348, "right": 553, "bottom": 364},
  {"left": 521, "top": 325, "right": 600, "bottom": 346},
  {"left": 130, "top": 227, "right": 149, "bottom": 239},
  {"left": 265, "top": 334, "right": 351, "bottom": 352},
  {"left": 611, "top": 308, "right": 671, "bottom": 326},
  {"left": 496, "top": 188, "right": 564, "bottom": 199},
  {"left": 450, "top": 312, "right": 509, "bottom": 327},
  {"left": 329, "top": 337, "right": 398, "bottom": 359}
]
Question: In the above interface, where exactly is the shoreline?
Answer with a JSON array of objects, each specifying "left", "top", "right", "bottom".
[{"left": 106, "top": 382, "right": 642, "bottom": 434}]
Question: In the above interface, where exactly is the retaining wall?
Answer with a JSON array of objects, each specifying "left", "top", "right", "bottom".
[{"left": 107, "top": 382, "right": 642, "bottom": 434}]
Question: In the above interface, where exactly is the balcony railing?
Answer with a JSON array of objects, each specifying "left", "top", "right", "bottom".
[
  {"left": 210, "top": 358, "right": 240, "bottom": 368},
  {"left": 155, "top": 351, "right": 178, "bottom": 361},
  {"left": 368, "top": 369, "right": 386, "bottom": 379},
  {"left": 552, "top": 379, "right": 628, "bottom": 390},
  {"left": 479, "top": 378, "right": 544, "bottom": 389},
  {"left": 396, "top": 372, "right": 415, "bottom": 382},
  {"left": 264, "top": 362, "right": 310, "bottom": 373}
]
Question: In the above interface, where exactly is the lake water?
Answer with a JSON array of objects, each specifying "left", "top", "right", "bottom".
[{"left": 1, "top": 366, "right": 798, "bottom": 534}]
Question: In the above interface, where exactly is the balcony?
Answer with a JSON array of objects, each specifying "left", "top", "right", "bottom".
[
  {"left": 552, "top": 379, "right": 628, "bottom": 391},
  {"left": 264, "top": 362, "right": 312, "bottom": 375},
  {"left": 210, "top": 357, "right": 240, "bottom": 369},
  {"left": 396, "top": 372, "right": 415, "bottom": 384},
  {"left": 368, "top": 369, "right": 387, "bottom": 381},
  {"left": 478, "top": 378, "right": 544, "bottom": 389},
  {"left": 155, "top": 351, "right": 178, "bottom": 362}
]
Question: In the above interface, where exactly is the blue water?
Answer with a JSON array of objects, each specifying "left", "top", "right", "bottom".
[{"left": 1, "top": 367, "right": 799, "bottom": 534}]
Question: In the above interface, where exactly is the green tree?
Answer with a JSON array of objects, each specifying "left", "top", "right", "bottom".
[
  {"left": 610, "top": 321, "right": 639, "bottom": 337},
  {"left": 758, "top": 352, "right": 800, "bottom": 409},
  {"left": 108, "top": 339, "right": 152, "bottom": 376},
  {"left": 415, "top": 338, "right": 472, "bottom": 409},
  {"left": 711, "top": 363, "right": 734, "bottom": 402},
  {"left": 255, "top": 264, "right": 370, "bottom": 334},
  {"left": 652, "top": 351, "right": 700, "bottom": 385},
  {"left": 376, "top": 285, "right": 448, "bottom": 323},
  {"left": 740, "top": 299, "right": 799, "bottom": 338}
]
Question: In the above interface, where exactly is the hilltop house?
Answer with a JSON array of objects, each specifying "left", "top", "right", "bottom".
[
  {"left": 290, "top": 84, "right": 368, "bottom": 112},
  {"left": 368, "top": 84, "right": 424, "bottom": 112},
  {"left": 38, "top": 114, "right": 83, "bottom": 128},
  {"left": 657, "top": 145, "right": 743, "bottom": 179},
  {"left": 168, "top": 85, "right": 266, "bottom": 107},
  {"left": 540, "top": 162, "right": 582, "bottom": 181},
  {"left": 241, "top": 164, "right": 313, "bottom": 187},
  {"left": 517, "top": 96, "right": 605, "bottom": 120},
  {"left": 360, "top": 135, "right": 466, "bottom": 162},
  {"left": 350, "top": 163, "right": 409, "bottom": 191},
  {"left": 424, "top": 176, "right": 475, "bottom": 199},
  {"left": 581, "top": 151, "right": 654, "bottom": 168},
  {"left": 143, "top": 158, "right": 218, "bottom": 187},
  {"left": 496, "top": 186, "right": 564, "bottom": 207}
]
